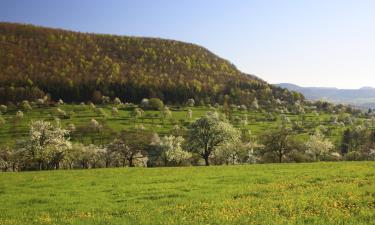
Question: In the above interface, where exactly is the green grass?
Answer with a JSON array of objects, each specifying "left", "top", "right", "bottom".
[
  {"left": 0, "top": 104, "right": 364, "bottom": 147},
  {"left": 0, "top": 162, "right": 374, "bottom": 224}
]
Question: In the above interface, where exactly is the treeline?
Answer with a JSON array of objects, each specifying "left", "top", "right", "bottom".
[{"left": 0, "top": 22, "right": 303, "bottom": 107}]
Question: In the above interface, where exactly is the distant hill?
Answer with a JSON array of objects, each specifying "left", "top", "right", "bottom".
[
  {"left": 0, "top": 22, "right": 303, "bottom": 106},
  {"left": 276, "top": 83, "right": 375, "bottom": 109}
]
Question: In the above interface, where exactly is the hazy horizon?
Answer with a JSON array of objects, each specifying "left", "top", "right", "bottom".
[
  {"left": 276, "top": 83, "right": 375, "bottom": 90},
  {"left": 1, "top": 0, "right": 375, "bottom": 89}
]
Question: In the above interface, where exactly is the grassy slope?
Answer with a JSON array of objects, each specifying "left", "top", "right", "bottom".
[
  {"left": 0, "top": 162, "right": 374, "bottom": 224},
  {"left": 0, "top": 104, "right": 352, "bottom": 147}
]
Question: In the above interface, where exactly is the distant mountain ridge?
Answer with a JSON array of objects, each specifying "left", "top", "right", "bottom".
[{"left": 276, "top": 83, "right": 375, "bottom": 108}]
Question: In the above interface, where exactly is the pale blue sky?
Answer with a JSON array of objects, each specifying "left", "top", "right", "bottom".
[{"left": 1, "top": 0, "right": 375, "bottom": 88}]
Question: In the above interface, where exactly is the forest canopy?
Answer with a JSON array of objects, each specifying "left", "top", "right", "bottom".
[{"left": 0, "top": 22, "right": 303, "bottom": 106}]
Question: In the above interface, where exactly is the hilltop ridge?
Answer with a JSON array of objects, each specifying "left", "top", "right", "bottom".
[
  {"left": 276, "top": 83, "right": 375, "bottom": 108},
  {"left": 0, "top": 22, "right": 303, "bottom": 105}
]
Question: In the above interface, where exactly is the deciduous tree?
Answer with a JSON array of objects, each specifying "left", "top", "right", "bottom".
[
  {"left": 17, "top": 120, "right": 71, "bottom": 170},
  {"left": 158, "top": 135, "right": 191, "bottom": 166},
  {"left": 187, "top": 112, "right": 240, "bottom": 165}
]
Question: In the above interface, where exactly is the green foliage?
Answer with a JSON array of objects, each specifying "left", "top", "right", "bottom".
[
  {"left": 260, "top": 124, "right": 294, "bottom": 163},
  {"left": 147, "top": 98, "right": 164, "bottom": 110},
  {"left": 0, "top": 115, "right": 5, "bottom": 127},
  {"left": 0, "top": 23, "right": 302, "bottom": 108},
  {"left": 131, "top": 108, "right": 144, "bottom": 120},
  {"left": 187, "top": 112, "right": 240, "bottom": 165},
  {"left": 20, "top": 100, "right": 32, "bottom": 111},
  {"left": 0, "top": 102, "right": 373, "bottom": 169},
  {"left": 118, "top": 130, "right": 153, "bottom": 167},
  {"left": 0, "top": 103, "right": 368, "bottom": 153}
]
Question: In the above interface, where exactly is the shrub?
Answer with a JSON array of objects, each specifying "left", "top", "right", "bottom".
[
  {"left": 113, "top": 97, "right": 122, "bottom": 105},
  {"left": 15, "top": 110, "right": 24, "bottom": 120},
  {"left": 148, "top": 98, "right": 164, "bottom": 110},
  {"left": 20, "top": 100, "right": 32, "bottom": 111},
  {"left": 55, "top": 108, "right": 70, "bottom": 119},
  {"left": 186, "top": 99, "right": 195, "bottom": 107},
  {"left": 344, "top": 151, "right": 365, "bottom": 161},
  {"left": 0, "top": 105, "right": 7, "bottom": 114}
]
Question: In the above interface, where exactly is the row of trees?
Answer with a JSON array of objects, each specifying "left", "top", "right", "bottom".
[{"left": 1, "top": 111, "right": 374, "bottom": 171}]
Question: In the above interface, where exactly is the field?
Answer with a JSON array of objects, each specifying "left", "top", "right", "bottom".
[
  {"left": 0, "top": 162, "right": 374, "bottom": 224},
  {"left": 0, "top": 104, "right": 357, "bottom": 147}
]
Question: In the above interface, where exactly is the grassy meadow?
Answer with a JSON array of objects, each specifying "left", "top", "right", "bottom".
[
  {"left": 0, "top": 104, "right": 357, "bottom": 147},
  {"left": 0, "top": 162, "right": 374, "bottom": 224}
]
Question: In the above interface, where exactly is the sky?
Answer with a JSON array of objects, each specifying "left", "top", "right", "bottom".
[{"left": 1, "top": 0, "right": 375, "bottom": 89}]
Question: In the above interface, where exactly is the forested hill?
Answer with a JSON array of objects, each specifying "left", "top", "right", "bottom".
[{"left": 0, "top": 22, "right": 303, "bottom": 105}]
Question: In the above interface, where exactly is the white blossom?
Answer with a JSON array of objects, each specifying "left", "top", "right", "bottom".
[
  {"left": 112, "top": 107, "right": 119, "bottom": 117},
  {"left": 186, "top": 98, "right": 195, "bottom": 107},
  {"left": 140, "top": 98, "right": 149, "bottom": 108},
  {"left": 67, "top": 123, "right": 76, "bottom": 133},
  {"left": 16, "top": 110, "right": 24, "bottom": 119},
  {"left": 187, "top": 112, "right": 240, "bottom": 165},
  {"left": 0, "top": 105, "right": 7, "bottom": 114},
  {"left": 131, "top": 108, "right": 144, "bottom": 119},
  {"left": 251, "top": 98, "right": 259, "bottom": 110},
  {"left": 18, "top": 120, "right": 71, "bottom": 169},
  {"left": 113, "top": 97, "right": 122, "bottom": 105},
  {"left": 159, "top": 135, "right": 191, "bottom": 165},
  {"left": 305, "top": 131, "right": 333, "bottom": 161},
  {"left": 89, "top": 119, "right": 101, "bottom": 131},
  {"left": 20, "top": 100, "right": 32, "bottom": 111},
  {"left": 150, "top": 133, "right": 161, "bottom": 146},
  {"left": 187, "top": 109, "right": 193, "bottom": 120},
  {"left": 162, "top": 106, "right": 172, "bottom": 119},
  {"left": 102, "top": 96, "right": 110, "bottom": 104},
  {"left": 89, "top": 102, "right": 96, "bottom": 109}
]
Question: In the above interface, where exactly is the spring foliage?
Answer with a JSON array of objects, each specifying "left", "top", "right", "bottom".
[
  {"left": 0, "top": 22, "right": 303, "bottom": 107},
  {"left": 17, "top": 120, "right": 71, "bottom": 169},
  {"left": 157, "top": 135, "right": 191, "bottom": 166},
  {"left": 187, "top": 112, "right": 240, "bottom": 165}
]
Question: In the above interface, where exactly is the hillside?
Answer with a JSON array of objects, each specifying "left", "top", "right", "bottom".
[
  {"left": 0, "top": 22, "right": 303, "bottom": 105},
  {"left": 276, "top": 83, "right": 375, "bottom": 108}
]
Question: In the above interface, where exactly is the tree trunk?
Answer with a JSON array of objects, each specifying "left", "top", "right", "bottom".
[
  {"left": 128, "top": 156, "right": 134, "bottom": 167},
  {"left": 204, "top": 156, "right": 210, "bottom": 166},
  {"left": 203, "top": 145, "right": 211, "bottom": 166}
]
